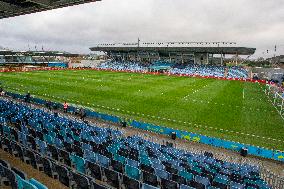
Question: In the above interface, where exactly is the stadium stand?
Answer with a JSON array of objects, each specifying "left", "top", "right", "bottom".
[
  {"left": 152, "top": 61, "right": 173, "bottom": 67},
  {"left": 0, "top": 56, "right": 5, "bottom": 63},
  {"left": 47, "top": 62, "right": 68, "bottom": 68},
  {"left": 98, "top": 61, "right": 148, "bottom": 72},
  {"left": 17, "top": 56, "right": 35, "bottom": 64},
  {"left": 149, "top": 61, "right": 174, "bottom": 71},
  {"left": 227, "top": 67, "right": 249, "bottom": 79},
  {"left": 0, "top": 98, "right": 272, "bottom": 189},
  {"left": 170, "top": 64, "right": 249, "bottom": 79},
  {"left": 169, "top": 64, "right": 226, "bottom": 78},
  {"left": 96, "top": 61, "right": 249, "bottom": 79}
]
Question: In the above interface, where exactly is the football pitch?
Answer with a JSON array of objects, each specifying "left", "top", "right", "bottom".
[{"left": 1, "top": 70, "right": 283, "bottom": 150}]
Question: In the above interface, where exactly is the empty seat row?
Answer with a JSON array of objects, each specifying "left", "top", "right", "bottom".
[
  {"left": 0, "top": 134, "right": 110, "bottom": 189},
  {"left": 0, "top": 99, "right": 271, "bottom": 189},
  {"left": 0, "top": 158, "right": 47, "bottom": 189}
]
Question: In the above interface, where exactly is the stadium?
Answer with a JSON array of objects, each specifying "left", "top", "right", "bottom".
[{"left": 0, "top": 1, "right": 284, "bottom": 189}]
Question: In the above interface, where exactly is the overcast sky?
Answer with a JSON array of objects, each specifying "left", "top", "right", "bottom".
[{"left": 0, "top": 0, "right": 283, "bottom": 58}]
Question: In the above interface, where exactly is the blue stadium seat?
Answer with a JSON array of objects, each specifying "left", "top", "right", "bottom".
[
  {"left": 70, "top": 153, "right": 85, "bottom": 174},
  {"left": 180, "top": 184, "right": 196, "bottom": 189},
  {"left": 125, "top": 164, "right": 141, "bottom": 180},
  {"left": 16, "top": 175, "right": 37, "bottom": 189},
  {"left": 212, "top": 174, "right": 229, "bottom": 188},
  {"left": 127, "top": 158, "right": 140, "bottom": 168},
  {"left": 97, "top": 154, "right": 110, "bottom": 168},
  {"left": 142, "top": 183, "right": 160, "bottom": 189},
  {"left": 155, "top": 169, "right": 170, "bottom": 180},
  {"left": 192, "top": 175, "right": 211, "bottom": 189},
  {"left": 29, "top": 178, "right": 48, "bottom": 189}
]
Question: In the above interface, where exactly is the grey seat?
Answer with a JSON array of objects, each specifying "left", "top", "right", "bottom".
[
  {"left": 85, "top": 161, "right": 102, "bottom": 181},
  {"left": 11, "top": 167, "right": 27, "bottom": 180},
  {"left": 104, "top": 167, "right": 121, "bottom": 188},
  {"left": 1, "top": 165, "right": 17, "bottom": 189},
  {"left": 70, "top": 171, "right": 91, "bottom": 189}
]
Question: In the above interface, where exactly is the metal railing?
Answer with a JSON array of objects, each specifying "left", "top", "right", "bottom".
[{"left": 265, "top": 84, "right": 284, "bottom": 119}]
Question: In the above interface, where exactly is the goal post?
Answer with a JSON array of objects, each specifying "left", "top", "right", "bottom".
[{"left": 264, "top": 84, "right": 284, "bottom": 117}]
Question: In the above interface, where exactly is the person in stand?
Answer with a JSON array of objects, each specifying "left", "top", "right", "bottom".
[
  {"left": 46, "top": 100, "right": 52, "bottom": 111},
  {"left": 0, "top": 87, "right": 5, "bottom": 96},
  {"left": 79, "top": 108, "right": 86, "bottom": 121},
  {"left": 63, "top": 101, "right": 68, "bottom": 113},
  {"left": 25, "top": 92, "right": 31, "bottom": 103},
  {"left": 75, "top": 108, "right": 79, "bottom": 116}
]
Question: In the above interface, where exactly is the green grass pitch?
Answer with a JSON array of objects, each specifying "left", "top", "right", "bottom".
[{"left": 1, "top": 70, "right": 283, "bottom": 150}]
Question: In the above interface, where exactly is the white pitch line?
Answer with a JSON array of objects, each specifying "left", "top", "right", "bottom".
[{"left": 183, "top": 98, "right": 271, "bottom": 112}]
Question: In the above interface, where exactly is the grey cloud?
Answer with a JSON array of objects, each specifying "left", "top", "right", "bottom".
[{"left": 0, "top": 0, "right": 283, "bottom": 58}]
